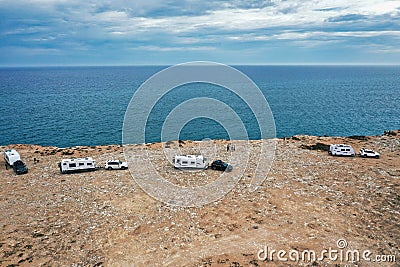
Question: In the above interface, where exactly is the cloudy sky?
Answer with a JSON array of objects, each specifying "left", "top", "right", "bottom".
[{"left": 1, "top": 0, "right": 400, "bottom": 66}]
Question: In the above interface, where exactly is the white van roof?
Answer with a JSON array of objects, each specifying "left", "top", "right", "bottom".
[
  {"left": 61, "top": 157, "right": 95, "bottom": 163},
  {"left": 5, "top": 149, "right": 21, "bottom": 160},
  {"left": 331, "top": 144, "right": 352, "bottom": 148},
  {"left": 175, "top": 155, "right": 203, "bottom": 159}
]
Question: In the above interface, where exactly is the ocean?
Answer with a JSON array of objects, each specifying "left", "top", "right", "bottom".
[{"left": 0, "top": 65, "right": 399, "bottom": 147}]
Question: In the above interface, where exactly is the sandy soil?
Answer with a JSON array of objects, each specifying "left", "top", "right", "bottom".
[{"left": 0, "top": 131, "right": 399, "bottom": 266}]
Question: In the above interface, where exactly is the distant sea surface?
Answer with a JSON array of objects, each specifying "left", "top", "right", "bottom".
[{"left": 0, "top": 66, "right": 399, "bottom": 147}]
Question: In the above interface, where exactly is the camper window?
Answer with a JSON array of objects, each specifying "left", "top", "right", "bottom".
[
  {"left": 176, "top": 159, "right": 180, "bottom": 163},
  {"left": 79, "top": 163, "right": 84, "bottom": 166},
  {"left": 182, "top": 161, "right": 188, "bottom": 164},
  {"left": 69, "top": 163, "right": 76, "bottom": 167},
  {"left": 87, "top": 162, "right": 92, "bottom": 166},
  {"left": 63, "top": 163, "right": 67, "bottom": 165},
  {"left": 191, "top": 161, "right": 195, "bottom": 164}
]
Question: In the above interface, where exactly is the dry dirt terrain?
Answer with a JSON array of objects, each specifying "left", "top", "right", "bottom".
[{"left": 0, "top": 131, "right": 399, "bottom": 267}]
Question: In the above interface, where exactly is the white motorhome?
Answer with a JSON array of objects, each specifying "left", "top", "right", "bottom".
[
  {"left": 329, "top": 144, "right": 355, "bottom": 157},
  {"left": 58, "top": 157, "right": 97, "bottom": 174},
  {"left": 173, "top": 155, "right": 207, "bottom": 169},
  {"left": 4, "top": 149, "right": 21, "bottom": 166}
]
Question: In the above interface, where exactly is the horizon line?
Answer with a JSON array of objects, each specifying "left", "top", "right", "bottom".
[{"left": 1, "top": 62, "right": 400, "bottom": 68}]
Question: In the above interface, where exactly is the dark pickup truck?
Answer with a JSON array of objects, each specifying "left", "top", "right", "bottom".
[{"left": 13, "top": 160, "right": 28, "bottom": 175}]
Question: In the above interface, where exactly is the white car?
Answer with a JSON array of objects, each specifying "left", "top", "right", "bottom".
[
  {"left": 105, "top": 160, "right": 128, "bottom": 170},
  {"left": 359, "top": 148, "right": 380, "bottom": 158}
]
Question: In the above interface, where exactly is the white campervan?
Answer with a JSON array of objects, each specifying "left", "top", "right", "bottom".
[
  {"left": 4, "top": 149, "right": 21, "bottom": 166},
  {"left": 59, "top": 157, "right": 97, "bottom": 174},
  {"left": 173, "top": 155, "right": 207, "bottom": 169},
  {"left": 329, "top": 144, "right": 355, "bottom": 157}
]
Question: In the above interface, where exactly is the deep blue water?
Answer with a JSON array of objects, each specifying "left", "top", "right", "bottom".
[{"left": 0, "top": 66, "right": 399, "bottom": 147}]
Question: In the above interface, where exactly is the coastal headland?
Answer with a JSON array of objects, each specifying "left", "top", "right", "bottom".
[{"left": 1, "top": 131, "right": 399, "bottom": 266}]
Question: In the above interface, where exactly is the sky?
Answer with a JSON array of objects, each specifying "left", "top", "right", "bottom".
[{"left": 1, "top": 0, "right": 400, "bottom": 66}]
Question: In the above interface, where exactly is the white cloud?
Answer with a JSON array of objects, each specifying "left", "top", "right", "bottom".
[
  {"left": 1, "top": 0, "right": 400, "bottom": 64},
  {"left": 3, "top": 0, "right": 400, "bottom": 36},
  {"left": 95, "top": 11, "right": 129, "bottom": 21},
  {"left": 227, "top": 30, "right": 400, "bottom": 42},
  {"left": 135, "top": 45, "right": 216, "bottom": 52},
  {"left": 2, "top": 46, "right": 62, "bottom": 55},
  {"left": 79, "top": 0, "right": 400, "bottom": 37}
]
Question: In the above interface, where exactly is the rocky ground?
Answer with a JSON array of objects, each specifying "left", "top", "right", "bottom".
[{"left": 0, "top": 131, "right": 399, "bottom": 267}]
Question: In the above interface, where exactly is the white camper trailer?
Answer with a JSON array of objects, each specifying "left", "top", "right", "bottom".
[
  {"left": 173, "top": 155, "right": 207, "bottom": 169},
  {"left": 58, "top": 157, "right": 97, "bottom": 174},
  {"left": 4, "top": 149, "right": 21, "bottom": 166},
  {"left": 329, "top": 144, "right": 355, "bottom": 157}
]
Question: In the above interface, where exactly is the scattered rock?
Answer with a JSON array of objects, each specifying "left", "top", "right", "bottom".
[
  {"left": 348, "top": 135, "right": 368, "bottom": 141},
  {"left": 301, "top": 142, "right": 330, "bottom": 151},
  {"left": 62, "top": 150, "right": 74, "bottom": 155},
  {"left": 384, "top": 130, "right": 397, "bottom": 136}
]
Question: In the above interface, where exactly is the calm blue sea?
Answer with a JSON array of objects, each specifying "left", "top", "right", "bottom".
[{"left": 0, "top": 66, "right": 399, "bottom": 147}]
